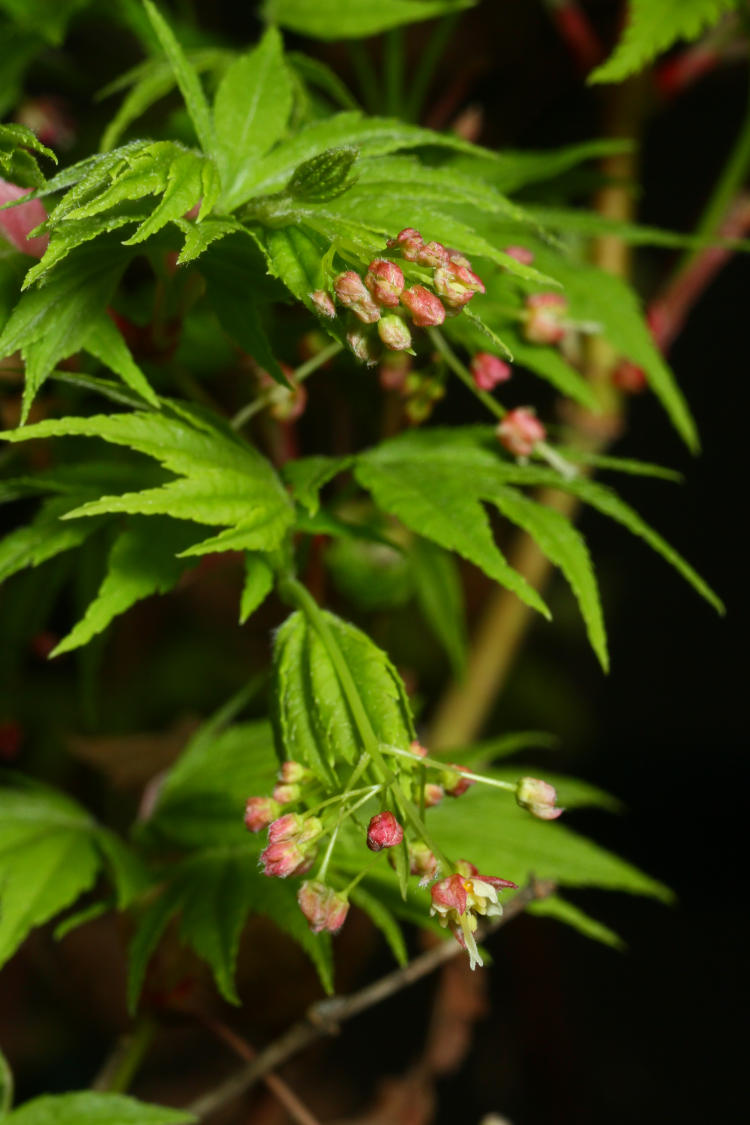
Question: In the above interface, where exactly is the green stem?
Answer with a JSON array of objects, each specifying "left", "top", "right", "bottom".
[
  {"left": 230, "top": 341, "right": 342, "bottom": 430},
  {"left": 306, "top": 784, "right": 381, "bottom": 820},
  {"left": 349, "top": 40, "right": 380, "bottom": 113},
  {"left": 379, "top": 744, "right": 517, "bottom": 792},
  {"left": 384, "top": 28, "right": 405, "bottom": 117},
  {"left": 428, "top": 327, "right": 507, "bottom": 420},
  {"left": 318, "top": 788, "right": 382, "bottom": 881},
  {"left": 101, "top": 1017, "right": 156, "bottom": 1094},
  {"left": 676, "top": 64, "right": 750, "bottom": 275},
  {"left": 405, "top": 14, "right": 460, "bottom": 122}
]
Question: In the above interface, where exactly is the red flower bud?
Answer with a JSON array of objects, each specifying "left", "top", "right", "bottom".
[
  {"left": 516, "top": 776, "right": 563, "bottom": 820},
  {"left": 389, "top": 227, "right": 423, "bottom": 261},
  {"left": 441, "top": 764, "right": 474, "bottom": 798},
  {"left": 496, "top": 408, "right": 546, "bottom": 457},
  {"left": 523, "top": 293, "right": 568, "bottom": 345},
  {"left": 470, "top": 352, "right": 511, "bottom": 391},
  {"left": 365, "top": 258, "right": 405, "bottom": 307},
  {"left": 259, "top": 839, "right": 313, "bottom": 878},
  {"left": 366, "top": 810, "right": 404, "bottom": 851},
  {"left": 401, "top": 284, "right": 445, "bottom": 327},
  {"left": 504, "top": 245, "right": 534, "bottom": 265},
  {"left": 244, "top": 796, "right": 282, "bottom": 833},
  {"left": 612, "top": 359, "right": 648, "bottom": 394},
  {"left": 417, "top": 240, "right": 449, "bottom": 268},
  {"left": 377, "top": 313, "right": 412, "bottom": 351},
  {"left": 433, "top": 262, "right": 485, "bottom": 309},
  {"left": 269, "top": 813, "right": 323, "bottom": 845},
  {"left": 310, "top": 289, "right": 336, "bottom": 318},
  {"left": 447, "top": 248, "right": 472, "bottom": 269},
  {"left": 297, "top": 881, "right": 350, "bottom": 934}
]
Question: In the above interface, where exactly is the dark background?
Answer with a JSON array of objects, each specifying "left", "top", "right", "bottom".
[{"left": 1, "top": 2, "right": 745, "bottom": 1123}]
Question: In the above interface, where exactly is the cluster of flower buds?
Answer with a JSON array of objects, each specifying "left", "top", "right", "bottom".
[
  {"left": 308, "top": 229, "right": 485, "bottom": 366},
  {"left": 430, "top": 860, "right": 518, "bottom": 970}
]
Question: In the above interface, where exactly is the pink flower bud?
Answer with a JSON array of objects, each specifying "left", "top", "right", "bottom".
[
  {"left": 516, "top": 776, "right": 563, "bottom": 820},
  {"left": 401, "top": 284, "right": 445, "bottom": 327},
  {"left": 273, "top": 782, "right": 301, "bottom": 805},
  {"left": 297, "top": 881, "right": 350, "bottom": 934},
  {"left": 0, "top": 179, "right": 49, "bottom": 258},
  {"left": 410, "top": 739, "right": 428, "bottom": 757},
  {"left": 424, "top": 783, "right": 444, "bottom": 808},
  {"left": 523, "top": 293, "right": 568, "bottom": 345},
  {"left": 365, "top": 258, "right": 405, "bottom": 307},
  {"left": 259, "top": 838, "right": 312, "bottom": 878},
  {"left": 310, "top": 289, "right": 336, "bottom": 318},
  {"left": 244, "top": 796, "right": 282, "bottom": 833},
  {"left": 388, "top": 227, "right": 423, "bottom": 261},
  {"left": 334, "top": 270, "right": 369, "bottom": 306},
  {"left": 433, "top": 262, "right": 485, "bottom": 310},
  {"left": 377, "top": 313, "right": 412, "bottom": 351},
  {"left": 279, "top": 760, "right": 310, "bottom": 785},
  {"left": 268, "top": 813, "right": 303, "bottom": 842},
  {"left": 430, "top": 873, "right": 467, "bottom": 916},
  {"left": 441, "top": 764, "right": 474, "bottom": 798},
  {"left": 417, "top": 240, "right": 449, "bottom": 268},
  {"left": 346, "top": 325, "right": 381, "bottom": 366},
  {"left": 408, "top": 841, "right": 439, "bottom": 884},
  {"left": 612, "top": 359, "right": 647, "bottom": 394},
  {"left": 366, "top": 810, "right": 404, "bottom": 851},
  {"left": 504, "top": 245, "right": 534, "bottom": 265},
  {"left": 470, "top": 352, "right": 511, "bottom": 391},
  {"left": 496, "top": 408, "right": 546, "bottom": 458}
]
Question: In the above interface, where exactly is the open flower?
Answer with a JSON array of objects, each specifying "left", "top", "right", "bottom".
[{"left": 430, "top": 866, "right": 517, "bottom": 969}]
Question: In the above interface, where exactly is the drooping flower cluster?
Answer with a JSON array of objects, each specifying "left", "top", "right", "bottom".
[
  {"left": 243, "top": 741, "right": 562, "bottom": 966},
  {"left": 308, "top": 229, "right": 485, "bottom": 367}
]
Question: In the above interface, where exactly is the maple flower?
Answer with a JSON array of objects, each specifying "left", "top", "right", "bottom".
[
  {"left": 430, "top": 866, "right": 517, "bottom": 969},
  {"left": 297, "top": 881, "right": 350, "bottom": 934},
  {"left": 347, "top": 325, "right": 381, "bottom": 366},
  {"left": 516, "top": 776, "right": 564, "bottom": 820},
  {"left": 409, "top": 739, "right": 428, "bottom": 757},
  {"left": 496, "top": 408, "right": 546, "bottom": 458},
  {"left": 401, "top": 284, "right": 446, "bottom": 327},
  {"left": 244, "top": 796, "right": 282, "bottom": 833},
  {"left": 470, "top": 352, "right": 511, "bottom": 391},
  {"left": 366, "top": 810, "right": 404, "bottom": 851},
  {"left": 268, "top": 813, "right": 323, "bottom": 846},
  {"left": 310, "top": 289, "right": 336, "bottom": 318},
  {"left": 365, "top": 258, "right": 405, "bottom": 307},
  {"left": 423, "top": 783, "right": 444, "bottom": 808},
  {"left": 278, "top": 760, "right": 311, "bottom": 785},
  {"left": 273, "top": 782, "right": 301, "bottom": 805},
  {"left": 523, "top": 292, "right": 568, "bottom": 345},
  {"left": 333, "top": 269, "right": 380, "bottom": 323}
]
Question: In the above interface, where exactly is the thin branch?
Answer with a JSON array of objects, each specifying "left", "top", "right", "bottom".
[
  {"left": 185, "top": 879, "right": 555, "bottom": 1122},
  {"left": 199, "top": 1016, "right": 323, "bottom": 1125},
  {"left": 91, "top": 1016, "right": 156, "bottom": 1093}
]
